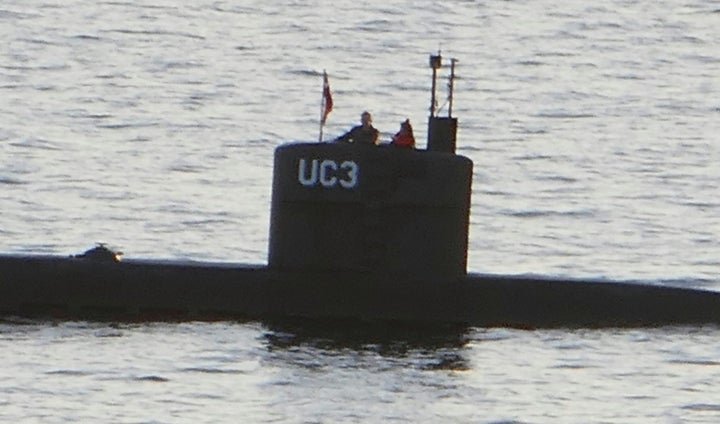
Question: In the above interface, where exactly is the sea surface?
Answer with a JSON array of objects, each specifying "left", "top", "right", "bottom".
[{"left": 1, "top": 0, "right": 719, "bottom": 422}]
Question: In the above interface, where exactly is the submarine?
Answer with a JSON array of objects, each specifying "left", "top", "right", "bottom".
[{"left": 2, "top": 54, "right": 720, "bottom": 329}]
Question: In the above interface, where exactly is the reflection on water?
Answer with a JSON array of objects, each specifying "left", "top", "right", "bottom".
[
  {"left": 4, "top": 319, "right": 720, "bottom": 422},
  {"left": 2, "top": 0, "right": 719, "bottom": 421},
  {"left": 263, "top": 318, "right": 472, "bottom": 371}
]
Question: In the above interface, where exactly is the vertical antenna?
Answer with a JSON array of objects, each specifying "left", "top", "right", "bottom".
[
  {"left": 429, "top": 53, "right": 442, "bottom": 117},
  {"left": 448, "top": 58, "right": 458, "bottom": 118}
]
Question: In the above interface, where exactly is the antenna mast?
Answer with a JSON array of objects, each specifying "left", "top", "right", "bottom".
[
  {"left": 426, "top": 53, "right": 459, "bottom": 153},
  {"left": 429, "top": 53, "right": 442, "bottom": 117}
]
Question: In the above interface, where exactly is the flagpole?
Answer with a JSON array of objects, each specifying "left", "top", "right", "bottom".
[{"left": 318, "top": 106, "right": 324, "bottom": 143}]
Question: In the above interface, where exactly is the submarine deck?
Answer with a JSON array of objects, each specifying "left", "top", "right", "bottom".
[{"left": 1, "top": 254, "right": 719, "bottom": 328}]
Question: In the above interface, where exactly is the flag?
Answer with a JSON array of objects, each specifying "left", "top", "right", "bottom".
[{"left": 321, "top": 70, "right": 333, "bottom": 125}]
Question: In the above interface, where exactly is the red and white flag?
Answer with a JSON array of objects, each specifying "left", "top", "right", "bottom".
[{"left": 321, "top": 70, "right": 333, "bottom": 125}]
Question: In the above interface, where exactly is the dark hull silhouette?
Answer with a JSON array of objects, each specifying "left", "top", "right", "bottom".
[
  {"left": 2, "top": 254, "right": 719, "bottom": 328},
  {"left": 4, "top": 56, "right": 718, "bottom": 329}
]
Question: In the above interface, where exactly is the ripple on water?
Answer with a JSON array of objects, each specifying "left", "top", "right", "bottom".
[{"left": 0, "top": 0, "right": 719, "bottom": 422}]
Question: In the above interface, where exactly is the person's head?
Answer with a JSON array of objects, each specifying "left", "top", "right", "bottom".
[
  {"left": 400, "top": 119, "right": 413, "bottom": 136},
  {"left": 360, "top": 111, "right": 372, "bottom": 127}
]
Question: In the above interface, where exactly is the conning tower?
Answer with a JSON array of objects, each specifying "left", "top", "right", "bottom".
[{"left": 268, "top": 54, "right": 471, "bottom": 277}]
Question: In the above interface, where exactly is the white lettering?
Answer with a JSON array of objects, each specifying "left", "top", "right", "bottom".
[
  {"left": 298, "top": 158, "right": 318, "bottom": 186},
  {"left": 297, "top": 158, "right": 359, "bottom": 189},
  {"left": 319, "top": 160, "right": 338, "bottom": 187},
  {"left": 339, "top": 161, "right": 359, "bottom": 188}
]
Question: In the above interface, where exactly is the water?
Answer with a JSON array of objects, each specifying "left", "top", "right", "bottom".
[
  {"left": 3, "top": 321, "right": 720, "bottom": 423},
  {"left": 1, "top": 0, "right": 719, "bottom": 422}
]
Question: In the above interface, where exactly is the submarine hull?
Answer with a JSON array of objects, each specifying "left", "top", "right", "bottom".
[{"left": 2, "top": 254, "right": 719, "bottom": 328}]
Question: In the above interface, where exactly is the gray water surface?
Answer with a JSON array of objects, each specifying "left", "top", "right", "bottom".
[{"left": 1, "top": 1, "right": 719, "bottom": 422}]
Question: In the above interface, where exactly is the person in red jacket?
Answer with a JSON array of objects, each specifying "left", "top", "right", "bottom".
[{"left": 391, "top": 119, "right": 415, "bottom": 148}]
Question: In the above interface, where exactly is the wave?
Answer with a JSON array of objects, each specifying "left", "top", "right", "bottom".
[
  {"left": 104, "top": 28, "right": 206, "bottom": 41},
  {"left": 0, "top": 177, "right": 25, "bottom": 185},
  {"left": 500, "top": 208, "right": 596, "bottom": 218}
]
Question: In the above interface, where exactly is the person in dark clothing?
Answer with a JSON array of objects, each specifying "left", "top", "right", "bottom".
[{"left": 334, "top": 111, "right": 379, "bottom": 145}]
